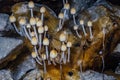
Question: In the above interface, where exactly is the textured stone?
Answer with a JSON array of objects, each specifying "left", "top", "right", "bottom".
[
  {"left": 12, "top": 56, "right": 36, "bottom": 80},
  {"left": 0, "top": 70, "right": 13, "bottom": 80}
]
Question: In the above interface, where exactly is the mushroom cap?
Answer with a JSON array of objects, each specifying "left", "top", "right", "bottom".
[
  {"left": 26, "top": 24, "right": 31, "bottom": 28},
  {"left": 19, "top": 18, "right": 26, "bottom": 25},
  {"left": 70, "top": 8, "right": 76, "bottom": 15},
  {"left": 35, "top": 17, "right": 39, "bottom": 22},
  {"left": 9, "top": 15, "right": 16, "bottom": 23},
  {"left": 64, "top": 3, "right": 70, "bottom": 10},
  {"left": 79, "top": 20, "right": 84, "bottom": 25},
  {"left": 30, "top": 32, "right": 35, "bottom": 37},
  {"left": 50, "top": 50, "right": 58, "bottom": 58},
  {"left": 44, "top": 25, "right": 48, "bottom": 31},
  {"left": 30, "top": 17, "right": 36, "bottom": 26},
  {"left": 73, "top": 25, "right": 78, "bottom": 30},
  {"left": 41, "top": 54, "right": 46, "bottom": 60},
  {"left": 31, "top": 52, "right": 37, "bottom": 58},
  {"left": 61, "top": 44, "right": 67, "bottom": 51},
  {"left": 36, "top": 20, "right": 43, "bottom": 27},
  {"left": 87, "top": 21, "right": 92, "bottom": 27},
  {"left": 28, "top": 1, "right": 35, "bottom": 8},
  {"left": 67, "top": 41, "right": 72, "bottom": 47},
  {"left": 43, "top": 38, "right": 49, "bottom": 46},
  {"left": 58, "top": 13, "right": 64, "bottom": 19},
  {"left": 40, "top": 6, "right": 46, "bottom": 13},
  {"left": 59, "top": 33, "right": 67, "bottom": 42},
  {"left": 38, "top": 26, "right": 44, "bottom": 34},
  {"left": 31, "top": 37, "right": 38, "bottom": 45}
]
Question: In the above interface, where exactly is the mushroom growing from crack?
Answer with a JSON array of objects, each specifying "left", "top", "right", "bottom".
[
  {"left": 67, "top": 41, "right": 72, "bottom": 62},
  {"left": 87, "top": 21, "right": 93, "bottom": 40},
  {"left": 28, "top": 1, "right": 35, "bottom": 17},
  {"left": 41, "top": 53, "right": 47, "bottom": 73},
  {"left": 50, "top": 49, "right": 58, "bottom": 65},
  {"left": 73, "top": 25, "right": 82, "bottom": 39},
  {"left": 58, "top": 12, "right": 64, "bottom": 31},
  {"left": 80, "top": 20, "right": 87, "bottom": 36},
  {"left": 40, "top": 6, "right": 46, "bottom": 24},
  {"left": 9, "top": 15, "right": 22, "bottom": 35},
  {"left": 38, "top": 26, "right": 44, "bottom": 50},
  {"left": 30, "top": 17, "right": 38, "bottom": 41}
]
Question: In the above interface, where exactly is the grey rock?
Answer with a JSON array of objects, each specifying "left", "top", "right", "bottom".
[
  {"left": 0, "top": 13, "right": 14, "bottom": 36},
  {"left": 12, "top": 56, "right": 36, "bottom": 80},
  {"left": 0, "top": 70, "right": 13, "bottom": 80},
  {"left": 23, "top": 69, "right": 42, "bottom": 80},
  {"left": 114, "top": 44, "right": 120, "bottom": 52},
  {"left": 115, "top": 63, "right": 120, "bottom": 74},
  {"left": 80, "top": 70, "right": 116, "bottom": 80},
  {"left": 0, "top": 37, "right": 23, "bottom": 68}
]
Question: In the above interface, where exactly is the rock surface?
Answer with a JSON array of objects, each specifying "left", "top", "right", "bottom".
[
  {"left": 0, "top": 70, "right": 13, "bottom": 80},
  {"left": 81, "top": 70, "right": 116, "bottom": 80},
  {"left": 12, "top": 56, "right": 36, "bottom": 80},
  {"left": 0, "top": 37, "right": 23, "bottom": 68}
]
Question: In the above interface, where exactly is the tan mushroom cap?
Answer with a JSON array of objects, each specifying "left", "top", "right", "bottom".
[
  {"left": 41, "top": 54, "right": 46, "bottom": 60},
  {"left": 19, "top": 18, "right": 26, "bottom": 25},
  {"left": 43, "top": 38, "right": 49, "bottom": 46},
  {"left": 38, "top": 26, "right": 44, "bottom": 34},
  {"left": 40, "top": 6, "right": 46, "bottom": 13},
  {"left": 79, "top": 20, "right": 84, "bottom": 25},
  {"left": 61, "top": 44, "right": 67, "bottom": 51},
  {"left": 58, "top": 13, "right": 64, "bottom": 19},
  {"left": 36, "top": 20, "right": 43, "bottom": 27},
  {"left": 30, "top": 17, "right": 36, "bottom": 26},
  {"left": 64, "top": 3, "right": 70, "bottom": 10},
  {"left": 87, "top": 21, "right": 92, "bottom": 27},
  {"left": 9, "top": 15, "right": 16, "bottom": 23},
  {"left": 31, "top": 37, "right": 38, "bottom": 45},
  {"left": 73, "top": 25, "right": 78, "bottom": 30},
  {"left": 50, "top": 50, "right": 58, "bottom": 58},
  {"left": 28, "top": 1, "right": 35, "bottom": 8},
  {"left": 70, "top": 8, "right": 76, "bottom": 15},
  {"left": 59, "top": 33, "right": 67, "bottom": 42},
  {"left": 67, "top": 41, "right": 72, "bottom": 47},
  {"left": 31, "top": 51, "right": 37, "bottom": 58},
  {"left": 44, "top": 25, "right": 48, "bottom": 31}
]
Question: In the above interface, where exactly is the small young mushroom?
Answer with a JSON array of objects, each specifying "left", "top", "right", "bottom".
[
  {"left": 44, "top": 25, "right": 48, "bottom": 38},
  {"left": 41, "top": 54, "right": 47, "bottom": 73},
  {"left": 26, "top": 24, "right": 32, "bottom": 38},
  {"left": 70, "top": 8, "right": 77, "bottom": 25},
  {"left": 9, "top": 15, "right": 21, "bottom": 35},
  {"left": 67, "top": 41, "right": 72, "bottom": 62},
  {"left": 28, "top": 1, "right": 35, "bottom": 17},
  {"left": 60, "top": 44, "right": 67, "bottom": 63},
  {"left": 58, "top": 12, "right": 64, "bottom": 31},
  {"left": 31, "top": 37, "right": 38, "bottom": 54},
  {"left": 31, "top": 51, "right": 42, "bottom": 65},
  {"left": 73, "top": 25, "right": 82, "bottom": 38},
  {"left": 38, "top": 26, "right": 44, "bottom": 50},
  {"left": 59, "top": 32, "right": 67, "bottom": 44},
  {"left": 50, "top": 49, "right": 58, "bottom": 65},
  {"left": 30, "top": 17, "right": 38, "bottom": 41},
  {"left": 99, "top": 51, "right": 105, "bottom": 73},
  {"left": 87, "top": 21, "right": 93, "bottom": 39},
  {"left": 40, "top": 6, "right": 46, "bottom": 24},
  {"left": 30, "top": 31, "right": 35, "bottom": 37},
  {"left": 43, "top": 38, "right": 49, "bottom": 60},
  {"left": 80, "top": 20, "right": 87, "bottom": 36}
]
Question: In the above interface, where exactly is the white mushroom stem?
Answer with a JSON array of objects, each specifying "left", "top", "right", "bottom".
[
  {"left": 63, "top": 54, "right": 67, "bottom": 64},
  {"left": 45, "top": 46, "right": 49, "bottom": 59},
  {"left": 78, "top": 60, "right": 83, "bottom": 79},
  {"left": 102, "top": 27, "right": 106, "bottom": 49},
  {"left": 58, "top": 13, "right": 64, "bottom": 31},
  {"left": 88, "top": 26, "right": 93, "bottom": 39},
  {"left": 59, "top": 19, "right": 62, "bottom": 30},
  {"left": 43, "top": 60, "right": 47, "bottom": 73},
  {"left": 40, "top": 7, "right": 46, "bottom": 24},
  {"left": 41, "top": 13, "right": 44, "bottom": 23},
  {"left": 76, "top": 30, "right": 82, "bottom": 39},
  {"left": 101, "top": 56, "right": 105, "bottom": 73},
  {"left": 60, "top": 51, "right": 65, "bottom": 62},
  {"left": 73, "top": 15, "right": 77, "bottom": 25},
  {"left": 52, "top": 59, "right": 56, "bottom": 65},
  {"left": 30, "top": 9, "right": 33, "bottom": 17},
  {"left": 35, "top": 58, "right": 43, "bottom": 65},
  {"left": 39, "top": 34, "right": 42, "bottom": 50},
  {"left": 23, "top": 26, "right": 31, "bottom": 40},
  {"left": 81, "top": 24, "right": 87, "bottom": 36},
  {"left": 67, "top": 47, "right": 70, "bottom": 62},
  {"left": 12, "top": 23, "right": 22, "bottom": 35}
]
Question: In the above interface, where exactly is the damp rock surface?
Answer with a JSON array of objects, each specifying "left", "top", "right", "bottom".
[
  {"left": 81, "top": 70, "right": 116, "bottom": 80},
  {"left": 12, "top": 56, "right": 36, "bottom": 80},
  {"left": 0, "top": 70, "right": 13, "bottom": 80}
]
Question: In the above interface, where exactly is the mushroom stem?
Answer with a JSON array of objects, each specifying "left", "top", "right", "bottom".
[
  {"left": 79, "top": 60, "right": 84, "bottom": 79},
  {"left": 102, "top": 28, "right": 105, "bottom": 50},
  {"left": 81, "top": 24, "right": 87, "bottom": 36},
  {"left": 34, "top": 46, "right": 42, "bottom": 61},
  {"left": 13, "top": 23, "right": 22, "bottom": 35},
  {"left": 30, "top": 9, "right": 34, "bottom": 17},
  {"left": 41, "top": 13, "right": 44, "bottom": 24},
  {"left": 60, "top": 62, "right": 62, "bottom": 80},
  {"left": 73, "top": 15, "right": 77, "bottom": 25},
  {"left": 52, "top": 59, "right": 56, "bottom": 65},
  {"left": 23, "top": 26, "right": 31, "bottom": 40},
  {"left": 59, "top": 19, "right": 62, "bottom": 30},
  {"left": 63, "top": 54, "right": 67, "bottom": 64},
  {"left": 28, "top": 29, "right": 31, "bottom": 37},
  {"left": 89, "top": 26, "right": 93, "bottom": 39},
  {"left": 45, "top": 46, "right": 49, "bottom": 59},
  {"left": 75, "top": 30, "right": 82, "bottom": 38},
  {"left": 44, "top": 31, "right": 47, "bottom": 38},
  {"left": 67, "top": 47, "right": 70, "bottom": 62},
  {"left": 35, "top": 58, "right": 43, "bottom": 65},
  {"left": 33, "top": 26, "right": 38, "bottom": 41},
  {"left": 39, "top": 34, "right": 42, "bottom": 50},
  {"left": 101, "top": 56, "right": 105, "bottom": 73},
  {"left": 43, "top": 60, "right": 47, "bottom": 73},
  {"left": 60, "top": 52, "right": 65, "bottom": 63}
]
